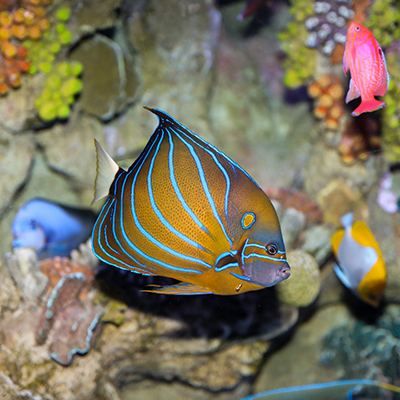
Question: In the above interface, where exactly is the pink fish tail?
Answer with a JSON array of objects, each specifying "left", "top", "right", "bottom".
[{"left": 352, "top": 99, "right": 386, "bottom": 117}]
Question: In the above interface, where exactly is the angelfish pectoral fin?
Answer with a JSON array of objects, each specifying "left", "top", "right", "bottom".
[{"left": 142, "top": 282, "right": 212, "bottom": 295}]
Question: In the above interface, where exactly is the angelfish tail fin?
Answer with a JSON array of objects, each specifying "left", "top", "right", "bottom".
[
  {"left": 91, "top": 140, "right": 120, "bottom": 205},
  {"left": 352, "top": 99, "right": 386, "bottom": 116}
]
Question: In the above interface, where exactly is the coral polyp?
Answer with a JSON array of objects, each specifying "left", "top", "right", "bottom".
[
  {"left": 0, "top": 0, "right": 52, "bottom": 95},
  {"left": 308, "top": 73, "right": 344, "bottom": 130},
  {"left": 305, "top": 0, "right": 354, "bottom": 56},
  {"left": 35, "top": 60, "right": 83, "bottom": 122}
]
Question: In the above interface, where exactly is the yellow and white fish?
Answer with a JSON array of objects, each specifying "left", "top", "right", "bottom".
[{"left": 331, "top": 212, "right": 386, "bottom": 307}]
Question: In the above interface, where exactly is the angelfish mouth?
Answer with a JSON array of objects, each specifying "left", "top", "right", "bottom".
[{"left": 281, "top": 263, "right": 291, "bottom": 279}]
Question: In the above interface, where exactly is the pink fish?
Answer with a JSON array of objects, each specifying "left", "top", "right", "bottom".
[{"left": 343, "top": 22, "right": 389, "bottom": 117}]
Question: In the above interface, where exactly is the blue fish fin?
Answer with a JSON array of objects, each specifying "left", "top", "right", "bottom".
[
  {"left": 92, "top": 140, "right": 121, "bottom": 205},
  {"left": 143, "top": 282, "right": 212, "bottom": 295},
  {"left": 345, "top": 79, "right": 360, "bottom": 103},
  {"left": 333, "top": 262, "right": 353, "bottom": 290}
]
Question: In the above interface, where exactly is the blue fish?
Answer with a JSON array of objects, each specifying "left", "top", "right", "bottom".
[
  {"left": 12, "top": 198, "right": 96, "bottom": 259},
  {"left": 91, "top": 108, "right": 290, "bottom": 295},
  {"left": 241, "top": 379, "right": 400, "bottom": 400}
]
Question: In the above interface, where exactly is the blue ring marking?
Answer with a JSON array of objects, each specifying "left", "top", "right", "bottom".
[
  {"left": 125, "top": 130, "right": 212, "bottom": 269},
  {"left": 230, "top": 271, "right": 251, "bottom": 282},
  {"left": 117, "top": 133, "right": 204, "bottom": 274},
  {"left": 146, "top": 130, "right": 211, "bottom": 254},
  {"left": 165, "top": 127, "right": 214, "bottom": 241},
  {"left": 241, "top": 212, "right": 256, "bottom": 230},
  {"left": 173, "top": 128, "right": 233, "bottom": 248}
]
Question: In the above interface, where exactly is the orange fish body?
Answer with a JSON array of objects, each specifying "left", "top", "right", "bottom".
[
  {"left": 343, "top": 22, "right": 389, "bottom": 117},
  {"left": 91, "top": 108, "right": 290, "bottom": 295}
]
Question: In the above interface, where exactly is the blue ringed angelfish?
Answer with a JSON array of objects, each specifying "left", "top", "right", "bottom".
[{"left": 91, "top": 107, "right": 290, "bottom": 295}]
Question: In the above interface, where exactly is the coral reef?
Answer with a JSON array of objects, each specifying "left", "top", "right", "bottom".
[
  {"left": 70, "top": 33, "right": 140, "bottom": 121},
  {"left": 34, "top": 60, "right": 83, "bottom": 121},
  {"left": 277, "top": 1, "right": 316, "bottom": 88},
  {"left": 363, "top": 0, "right": 400, "bottom": 47},
  {"left": 337, "top": 115, "right": 381, "bottom": 164},
  {"left": 381, "top": 51, "right": 400, "bottom": 162},
  {"left": 0, "top": 0, "right": 52, "bottom": 95},
  {"left": 307, "top": 73, "right": 344, "bottom": 131},
  {"left": 264, "top": 187, "right": 323, "bottom": 225},
  {"left": 321, "top": 305, "right": 400, "bottom": 385},
  {"left": 23, "top": 6, "right": 72, "bottom": 75},
  {"left": 264, "top": 187, "right": 325, "bottom": 252},
  {"left": 275, "top": 249, "right": 321, "bottom": 307},
  {"left": 37, "top": 256, "right": 102, "bottom": 366},
  {"left": 304, "top": 0, "right": 354, "bottom": 56}
]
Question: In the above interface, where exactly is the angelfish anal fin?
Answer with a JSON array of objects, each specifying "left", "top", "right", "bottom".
[{"left": 142, "top": 282, "right": 212, "bottom": 295}]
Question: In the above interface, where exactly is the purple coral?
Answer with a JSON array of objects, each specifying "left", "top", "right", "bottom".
[{"left": 305, "top": 0, "right": 354, "bottom": 56}]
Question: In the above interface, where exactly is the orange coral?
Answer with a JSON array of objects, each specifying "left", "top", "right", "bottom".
[
  {"left": 0, "top": 0, "right": 52, "bottom": 95},
  {"left": 308, "top": 74, "right": 345, "bottom": 131},
  {"left": 39, "top": 256, "right": 95, "bottom": 299}
]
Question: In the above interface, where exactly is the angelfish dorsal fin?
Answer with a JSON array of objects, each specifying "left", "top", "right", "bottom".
[{"left": 91, "top": 140, "right": 120, "bottom": 205}]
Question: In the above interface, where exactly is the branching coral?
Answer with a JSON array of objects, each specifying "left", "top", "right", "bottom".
[{"left": 308, "top": 73, "right": 344, "bottom": 130}]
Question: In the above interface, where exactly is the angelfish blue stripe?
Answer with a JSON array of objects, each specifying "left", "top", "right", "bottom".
[
  {"left": 230, "top": 272, "right": 251, "bottom": 282},
  {"left": 92, "top": 198, "right": 153, "bottom": 274},
  {"left": 215, "top": 262, "right": 239, "bottom": 272},
  {"left": 174, "top": 125, "right": 232, "bottom": 222},
  {"left": 163, "top": 111, "right": 259, "bottom": 187},
  {"left": 215, "top": 250, "right": 237, "bottom": 266},
  {"left": 174, "top": 129, "right": 233, "bottom": 247},
  {"left": 125, "top": 130, "right": 213, "bottom": 269},
  {"left": 146, "top": 130, "right": 210, "bottom": 254},
  {"left": 166, "top": 128, "right": 213, "bottom": 238},
  {"left": 117, "top": 132, "right": 206, "bottom": 274}
]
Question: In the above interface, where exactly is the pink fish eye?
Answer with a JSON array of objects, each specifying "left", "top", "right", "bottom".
[{"left": 355, "top": 25, "right": 360, "bottom": 31}]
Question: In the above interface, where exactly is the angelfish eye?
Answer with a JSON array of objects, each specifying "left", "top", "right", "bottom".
[{"left": 266, "top": 243, "right": 278, "bottom": 255}]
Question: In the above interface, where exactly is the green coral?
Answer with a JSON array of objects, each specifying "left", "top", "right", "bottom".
[
  {"left": 380, "top": 52, "right": 400, "bottom": 162},
  {"left": 363, "top": 0, "right": 400, "bottom": 47},
  {"left": 23, "top": 7, "right": 73, "bottom": 75},
  {"left": 35, "top": 60, "right": 83, "bottom": 121},
  {"left": 21, "top": 6, "right": 83, "bottom": 122},
  {"left": 278, "top": 0, "right": 316, "bottom": 88}
]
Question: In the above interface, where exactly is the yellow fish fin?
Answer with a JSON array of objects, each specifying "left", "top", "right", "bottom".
[
  {"left": 92, "top": 139, "right": 121, "bottom": 205},
  {"left": 350, "top": 221, "right": 381, "bottom": 250},
  {"left": 331, "top": 229, "right": 345, "bottom": 256},
  {"left": 142, "top": 283, "right": 213, "bottom": 295},
  {"left": 358, "top": 256, "right": 387, "bottom": 307}
]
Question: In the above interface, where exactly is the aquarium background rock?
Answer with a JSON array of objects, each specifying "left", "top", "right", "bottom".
[{"left": 0, "top": 0, "right": 400, "bottom": 399}]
